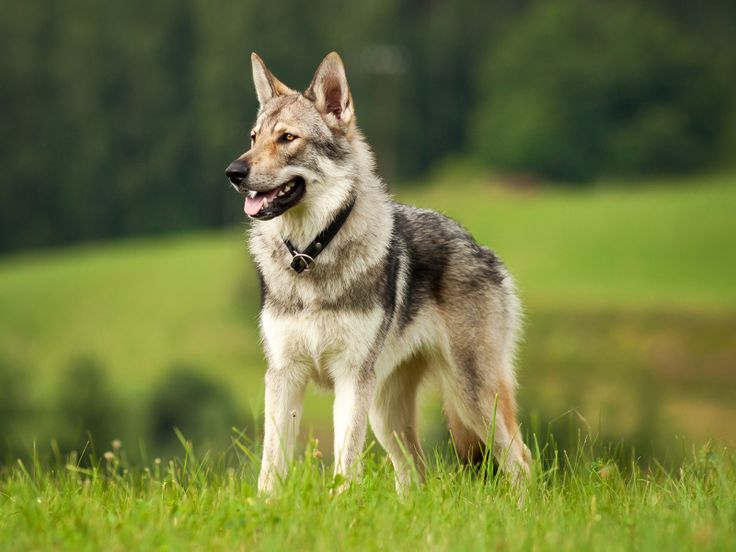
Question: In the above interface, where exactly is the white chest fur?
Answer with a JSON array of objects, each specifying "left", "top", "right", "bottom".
[{"left": 260, "top": 306, "right": 385, "bottom": 385}]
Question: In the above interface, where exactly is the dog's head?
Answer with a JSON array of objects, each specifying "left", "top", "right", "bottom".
[{"left": 226, "top": 52, "right": 356, "bottom": 221}]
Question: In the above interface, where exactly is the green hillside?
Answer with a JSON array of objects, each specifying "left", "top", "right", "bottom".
[
  {"left": 403, "top": 168, "right": 736, "bottom": 307},
  {"left": 1, "top": 171, "right": 735, "bottom": 452}
]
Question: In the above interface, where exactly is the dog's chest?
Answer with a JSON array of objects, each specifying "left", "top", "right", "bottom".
[{"left": 261, "top": 303, "right": 384, "bottom": 380}]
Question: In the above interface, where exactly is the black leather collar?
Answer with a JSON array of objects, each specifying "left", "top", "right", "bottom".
[{"left": 283, "top": 198, "right": 355, "bottom": 273}]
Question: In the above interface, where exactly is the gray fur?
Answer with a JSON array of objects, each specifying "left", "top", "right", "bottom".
[{"left": 228, "top": 52, "right": 531, "bottom": 494}]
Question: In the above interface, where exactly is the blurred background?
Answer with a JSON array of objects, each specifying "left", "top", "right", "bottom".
[{"left": 1, "top": 0, "right": 735, "bottom": 465}]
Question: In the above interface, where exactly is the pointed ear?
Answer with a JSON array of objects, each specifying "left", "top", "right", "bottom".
[
  {"left": 305, "top": 52, "right": 354, "bottom": 129},
  {"left": 251, "top": 53, "right": 295, "bottom": 106}
]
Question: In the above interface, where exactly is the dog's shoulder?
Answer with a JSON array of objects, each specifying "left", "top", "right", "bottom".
[
  {"left": 391, "top": 202, "right": 468, "bottom": 244},
  {"left": 391, "top": 202, "right": 501, "bottom": 270},
  {"left": 389, "top": 200, "right": 509, "bottom": 322}
]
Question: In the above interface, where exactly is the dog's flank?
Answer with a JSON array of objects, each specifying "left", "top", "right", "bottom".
[{"left": 226, "top": 51, "right": 531, "bottom": 494}]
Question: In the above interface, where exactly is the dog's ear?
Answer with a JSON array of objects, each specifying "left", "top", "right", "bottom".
[
  {"left": 305, "top": 52, "right": 354, "bottom": 130},
  {"left": 251, "top": 53, "right": 295, "bottom": 106}
]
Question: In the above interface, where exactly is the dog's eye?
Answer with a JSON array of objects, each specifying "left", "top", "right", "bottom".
[
  {"left": 279, "top": 133, "right": 297, "bottom": 143},
  {"left": 250, "top": 132, "right": 256, "bottom": 145}
]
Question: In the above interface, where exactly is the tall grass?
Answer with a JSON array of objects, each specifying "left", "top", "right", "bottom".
[{"left": 1, "top": 433, "right": 733, "bottom": 550}]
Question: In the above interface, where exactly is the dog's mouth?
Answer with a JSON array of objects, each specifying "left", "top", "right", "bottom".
[{"left": 244, "top": 177, "right": 306, "bottom": 220}]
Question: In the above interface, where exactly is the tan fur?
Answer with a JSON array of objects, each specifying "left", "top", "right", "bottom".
[
  {"left": 445, "top": 404, "right": 485, "bottom": 464},
  {"left": 228, "top": 52, "right": 531, "bottom": 495}
]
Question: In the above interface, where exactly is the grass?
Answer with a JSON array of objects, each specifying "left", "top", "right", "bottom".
[
  {"left": 0, "top": 172, "right": 734, "bottom": 392},
  {"left": 403, "top": 166, "right": 736, "bottom": 308},
  {"left": 1, "top": 437, "right": 734, "bottom": 551},
  {"left": 0, "top": 230, "right": 262, "bottom": 400},
  {"left": 0, "top": 170, "right": 735, "bottom": 548},
  {"left": 0, "top": 171, "right": 735, "bottom": 447}
]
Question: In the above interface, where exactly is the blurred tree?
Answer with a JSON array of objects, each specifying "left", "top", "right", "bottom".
[
  {"left": 470, "top": 0, "right": 732, "bottom": 181},
  {"left": 0, "top": 0, "right": 734, "bottom": 251},
  {"left": 54, "top": 355, "right": 124, "bottom": 455},
  {"left": 0, "top": 356, "right": 30, "bottom": 461},
  {"left": 148, "top": 364, "right": 249, "bottom": 453}
]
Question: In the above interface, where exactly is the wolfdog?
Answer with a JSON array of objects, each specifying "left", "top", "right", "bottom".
[{"left": 226, "top": 52, "right": 531, "bottom": 493}]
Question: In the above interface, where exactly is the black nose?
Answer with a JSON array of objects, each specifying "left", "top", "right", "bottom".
[{"left": 225, "top": 160, "right": 250, "bottom": 187}]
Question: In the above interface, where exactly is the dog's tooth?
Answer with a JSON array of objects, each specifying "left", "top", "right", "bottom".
[
  {"left": 278, "top": 190, "right": 286, "bottom": 197},
  {"left": 262, "top": 199, "right": 269, "bottom": 208},
  {"left": 248, "top": 191, "right": 256, "bottom": 198}
]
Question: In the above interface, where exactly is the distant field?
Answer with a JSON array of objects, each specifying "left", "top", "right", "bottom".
[
  {"left": 402, "top": 168, "right": 736, "bottom": 308},
  {"left": 0, "top": 171, "right": 735, "bottom": 449}
]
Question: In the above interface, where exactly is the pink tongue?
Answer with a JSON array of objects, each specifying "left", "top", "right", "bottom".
[{"left": 244, "top": 187, "right": 282, "bottom": 216}]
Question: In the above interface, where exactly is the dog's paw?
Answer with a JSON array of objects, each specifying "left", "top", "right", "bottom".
[
  {"left": 329, "top": 473, "right": 350, "bottom": 497},
  {"left": 257, "top": 469, "right": 278, "bottom": 496}
]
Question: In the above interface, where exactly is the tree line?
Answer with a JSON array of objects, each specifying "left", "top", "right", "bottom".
[{"left": 1, "top": 0, "right": 734, "bottom": 252}]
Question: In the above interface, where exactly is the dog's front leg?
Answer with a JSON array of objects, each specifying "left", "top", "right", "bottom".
[
  {"left": 258, "top": 367, "right": 306, "bottom": 494},
  {"left": 332, "top": 372, "right": 376, "bottom": 486}
]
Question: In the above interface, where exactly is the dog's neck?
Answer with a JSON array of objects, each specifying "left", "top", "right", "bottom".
[
  {"left": 257, "top": 135, "right": 390, "bottom": 252},
  {"left": 270, "top": 185, "right": 355, "bottom": 250}
]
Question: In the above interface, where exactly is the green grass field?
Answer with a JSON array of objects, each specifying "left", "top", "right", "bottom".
[
  {"left": 1, "top": 170, "right": 735, "bottom": 549},
  {"left": 0, "top": 170, "right": 734, "bottom": 441},
  {"left": 404, "top": 166, "right": 736, "bottom": 308},
  {"left": 1, "top": 438, "right": 734, "bottom": 551}
]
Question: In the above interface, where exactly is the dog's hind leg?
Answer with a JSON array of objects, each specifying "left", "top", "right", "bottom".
[
  {"left": 446, "top": 376, "right": 530, "bottom": 483},
  {"left": 438, "top": 285, "right": 531, "bottom": 483},
  {"left": 369, "top": 355, "right": 426, "bottom": 492},
  {"left": 491, "top": 379, "right": 531, "bottom": 477},
  {"left": 441, "top": 324, "right": 531, "bottom": 483},
  {"left": 444, "top": 400, "right": 485, "bottom": 466}
]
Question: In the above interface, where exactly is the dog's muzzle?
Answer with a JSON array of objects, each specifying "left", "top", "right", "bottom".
[{"left": 226, "top": 160, "right": 250, "bottom": 192}]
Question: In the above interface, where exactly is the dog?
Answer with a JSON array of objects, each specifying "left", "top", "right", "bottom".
[{"left": 226, "top": 52, "right": 531, "bottom": 493}]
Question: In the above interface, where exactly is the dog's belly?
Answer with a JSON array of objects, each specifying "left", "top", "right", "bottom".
[{"left": 260, "top": 306, "right": 386, "bottom": 386}]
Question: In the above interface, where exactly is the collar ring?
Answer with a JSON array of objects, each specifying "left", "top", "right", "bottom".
[{"left": 290, "top": 253, "right": 315, "bottom": 273}]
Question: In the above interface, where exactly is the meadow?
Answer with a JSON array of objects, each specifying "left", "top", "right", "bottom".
[
  {"left": 1, "top": 438, "right": 734, "bottom": 551},
  {"left": 0, "top": 169, "right": 734, "bottom": 446},
  {"left": 1, "top": 169, "right": 735, "bottom": 549}
]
